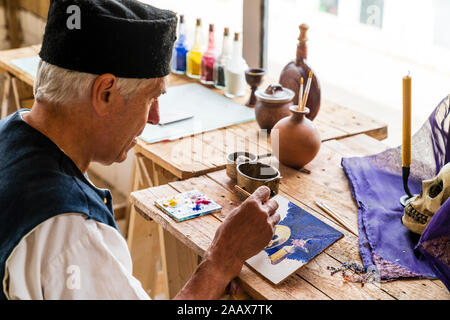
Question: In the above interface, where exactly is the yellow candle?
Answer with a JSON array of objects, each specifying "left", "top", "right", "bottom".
[{"left": 402, "top": 74, "right": 411, "bottom": 167}]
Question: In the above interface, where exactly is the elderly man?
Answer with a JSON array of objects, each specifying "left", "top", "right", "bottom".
[{"left": 0, "top": 0, "right": 279, "bottom": 300}]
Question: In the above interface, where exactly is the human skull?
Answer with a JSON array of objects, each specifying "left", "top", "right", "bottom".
[{"left": 402, "top": 163, "right": 450, "bottom": 234}]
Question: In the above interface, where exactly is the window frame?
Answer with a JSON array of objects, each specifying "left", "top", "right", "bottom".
[{"left": 242, "top": 0, "right": 268, "bottom": 69}]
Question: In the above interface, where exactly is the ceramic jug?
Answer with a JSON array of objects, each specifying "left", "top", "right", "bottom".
[
  {"left": 279, "top": 24, "right": 321, "bottom": 120},
  {"left": 271, "top": 105, "right": 321, "bottom": 169}
]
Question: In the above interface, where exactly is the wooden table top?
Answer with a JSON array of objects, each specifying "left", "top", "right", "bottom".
[
  {"left": 131, "top": 133, "right": 450, "bottom": 300},
  {"left": 135, "top": 74, "right": 388, "bottom": 180},
  {"left": 0, "top": 45, "right": 41, "bottom": 85}
]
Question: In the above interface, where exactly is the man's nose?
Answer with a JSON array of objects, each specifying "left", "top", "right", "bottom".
[{"left": 147, "top": 99, "right": 160, "bottom": 125}]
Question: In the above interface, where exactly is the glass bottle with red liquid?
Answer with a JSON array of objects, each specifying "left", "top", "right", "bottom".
[{"left": 200, "top": 24, "right": 216, "bottom": 85}]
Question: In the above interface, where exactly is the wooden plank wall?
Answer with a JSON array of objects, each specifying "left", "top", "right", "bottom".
[{"left": 1, "top": 0, "right": 48, "bottom": 49}]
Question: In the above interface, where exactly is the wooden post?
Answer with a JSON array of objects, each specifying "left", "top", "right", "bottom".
[
  {"left": 19, "top": 0, "right": 50, "bottom": 19},
  {"left": 127, "top": 154, "right": 198, "bottom": 299},
  {"left": 10, "top": 77, "right": 34, "bottom": 111},
  {"left": 5, "top": 0, "right": 23, "bottom": 48},
  {"left": 11, "top": 77, "right": 22, "bottom": 110},
  {"left": 0, "top": 0, "right": 8, "bottom": 49},
  {"left": 0, "top": 74, "right": 11, "bottom": 119},
  {"left": 159, "top": 227, "right": 198, "bottom": 299},
  {"left": 126, "top": 154, "right": 163, "bottom": 299}
]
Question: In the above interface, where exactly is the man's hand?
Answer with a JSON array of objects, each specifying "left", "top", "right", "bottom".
[
  {"left": 174, "top": 186, "right": 280, "bottom": 300},
  {"left": 204, "top": 186, "right": 280, "bottom": 280}
]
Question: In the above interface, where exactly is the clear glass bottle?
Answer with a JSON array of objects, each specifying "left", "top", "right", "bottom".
[
  {"left": 186, "top": 18, "right": 203, "bottom": 79},
  {"left": 200, "top": 24, "right": 216, "bottom": 85},
  {"left": 213, "top": 27, "right": 231, "bottom": 89},
  {"left": 171, "top": 15, "right": 188, "bottom": 74},
  {"left": 224, "top": 32, "right": 248, "bottom": 98}
]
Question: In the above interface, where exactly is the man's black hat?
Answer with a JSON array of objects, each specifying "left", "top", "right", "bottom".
[{"left": 40, "top": 0, "right": 177, "bottom": 78}]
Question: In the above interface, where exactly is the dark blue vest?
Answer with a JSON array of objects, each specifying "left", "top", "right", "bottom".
[{"left": 0, "top": 110, "right": 118, "bottom": 300}]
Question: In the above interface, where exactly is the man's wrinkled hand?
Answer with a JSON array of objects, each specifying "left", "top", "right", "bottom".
[{"left": 204, "top": 186, "right": 280, "bottom": 280}]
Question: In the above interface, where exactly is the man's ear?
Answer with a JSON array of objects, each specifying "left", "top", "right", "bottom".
[{"left": 91, "top": 74, "right": 119, "bottom": 116}]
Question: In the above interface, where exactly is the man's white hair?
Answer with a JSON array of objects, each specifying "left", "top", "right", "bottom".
[{"left": 34, "top": 60, "right": 160, "bottom": 105}]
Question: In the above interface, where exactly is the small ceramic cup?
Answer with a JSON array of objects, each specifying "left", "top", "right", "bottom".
[
  {"left": 236, "top": 161, "right": 281, "bottom": 196},
  {"left": 226, "top": 151, "right": 258, "bottom": 180}
]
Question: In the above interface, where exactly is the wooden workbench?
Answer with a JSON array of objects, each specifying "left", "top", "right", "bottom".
[
  {"left": 0, "top": 45, "right": 40, "bottom": 117},
  {"left": 126, "top": 74, "right": 389, "bottom": 299},
  {"left": 131, "top": 133, "right": 450, "bottom": 300}
]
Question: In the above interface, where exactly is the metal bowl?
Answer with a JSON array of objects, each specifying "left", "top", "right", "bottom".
[
  {"left": 236, "top": 161, "right": 280, "bottom": 196},
  {"left": 226, "top": 151, "right": 258, "bottom": 180}
]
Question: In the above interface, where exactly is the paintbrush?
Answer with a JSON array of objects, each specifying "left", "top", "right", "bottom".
[
  {"left": 234, "top": 185, "right": 251, "bottom": 199},
  {"left": 234, "top": 185, "right": 278, "bottom": 201},
  {"left": 315, "top": 201, "right": 358, "bottom": 237},
  {"left": 298, "top": 77, "right": 304, "bottom": 111},
  {"left": 302, "top": 70, "right": 313, "bottom": 110}
]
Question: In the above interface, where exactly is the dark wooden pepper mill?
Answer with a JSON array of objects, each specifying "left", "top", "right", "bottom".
[{"left": 279, "top": 24, "right": 321, "bottom": 120}]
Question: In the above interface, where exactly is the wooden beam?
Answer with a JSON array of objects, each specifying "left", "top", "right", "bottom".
[
  {"left": 19, "top": 0, "right": 49, "bottom": 19},
  {"left": 10, "top": 76, "right": 33, "bottom": 110},
  {"left": 5, "top": 0, "right": 23, "bottom": 48},
  {"left": 159, "top": 227, "right": 198, "bottom": 299},
  {"left": 0, "top": 74, "right": 11, "bottom": 119}
]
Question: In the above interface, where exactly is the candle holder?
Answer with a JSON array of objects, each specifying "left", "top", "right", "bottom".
[
  {"left": 400, "top": 166, "right": 416, "bottom": 207},
  {"left": 245, "top": 68, "right": 265, "bottom": 108}
]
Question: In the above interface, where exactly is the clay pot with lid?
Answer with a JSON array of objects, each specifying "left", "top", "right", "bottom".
[
  {"left": 271, "top": 105, "right": 321, "bottom": 169},
  {"left": 254, "top": 84, "right": 295, "bottom": 132}
]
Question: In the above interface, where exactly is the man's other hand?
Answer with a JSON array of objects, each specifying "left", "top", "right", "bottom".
[{"left": 204, "top": 186, "right": 280, "bottom": 280}]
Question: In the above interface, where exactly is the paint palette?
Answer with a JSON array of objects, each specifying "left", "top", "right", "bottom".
[
  {"left": 155, "top": 190, "right": 222, "bottom": 222},
  {"left": 246, "top": 195, "right": 343, "bottom": 285}
]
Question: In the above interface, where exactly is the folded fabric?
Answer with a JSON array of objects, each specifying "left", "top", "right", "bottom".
[
  {"left": 342, "top": 95, "right": 450, "bottom": 282},
  {"left": 415, "top": 198, "right": 450, "bottom": 290}
]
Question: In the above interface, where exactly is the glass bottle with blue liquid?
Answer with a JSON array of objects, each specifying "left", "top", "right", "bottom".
[{"left": 171, "top": 15, "right": 188, "bottom": 74}]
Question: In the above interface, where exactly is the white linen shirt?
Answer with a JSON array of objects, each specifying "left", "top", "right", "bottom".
[{"left": 3, "top": 213, "right": 150, "bottom": 300}]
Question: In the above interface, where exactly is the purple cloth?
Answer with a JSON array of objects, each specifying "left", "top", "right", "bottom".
[
  {"left": 415, "top": 199, "right": 450, "bottom": 290},
  {"left": 342, "top": 95, "right": 450, "bottom": 284}
]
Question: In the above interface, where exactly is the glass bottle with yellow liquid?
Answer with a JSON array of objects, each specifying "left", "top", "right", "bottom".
[{"left": 186, "top": 18, "right": 203, "bottom": 79}]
